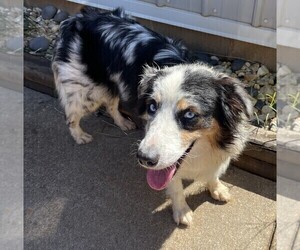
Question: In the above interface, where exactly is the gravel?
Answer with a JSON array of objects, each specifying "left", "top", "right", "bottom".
[
  {"left": 0, "top": 7, "right": 22, "bottom": 54},
  {"left": 6, "top": 36, "right": 23, "bottom": 51},
  {"left": 277, "top": 63, "right": 300, "bottom": 131},
  {"left": 41, "top": 5, "right": 57, "bottom": 20},
  {"left": 29, "top": 36, "right": 49, "bottom": 51},
  {"left": 231, "top": 59, "right": 245, "bottom": 71}
]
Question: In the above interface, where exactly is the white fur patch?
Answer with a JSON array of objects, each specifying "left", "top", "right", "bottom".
[{"left": 109, "top": 72, "right": 130, "bottom": 101}]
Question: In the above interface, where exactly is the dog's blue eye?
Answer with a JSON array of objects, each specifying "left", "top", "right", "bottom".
[
  {"left": 184, "top": 111, "right": 195, "bottom": 119},
  {"left": 148, "top": 102, "right": 157, "bottom": 115}
]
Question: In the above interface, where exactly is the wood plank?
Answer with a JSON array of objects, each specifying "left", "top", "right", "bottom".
[
  {"left": 0, "top": 53, "right": 23, "bottom": 91},
  {"left": 244, "top": 143, "right": 276, "bottom": 165},
  {"left": 233, "top": 155, "right": 276, "bottom": 181},
  {"left": 24, "top": 54, "right": 54, "bottom": 91}
]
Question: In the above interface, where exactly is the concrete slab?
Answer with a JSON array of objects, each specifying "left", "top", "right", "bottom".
[
  {"left": 277, "top": 176, "right": 300, "bottom": 250},
  {"left": 24, "top": 88, "right": 276, "bottom": 250},
  {"left": 0, "top": 87, "right": 23, "bottom": 250}
]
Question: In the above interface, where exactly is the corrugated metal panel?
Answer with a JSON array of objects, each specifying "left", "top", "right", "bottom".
[
  {"left": 201, "top": 0, "right": 255, "bottom": 24},
  {"left": 252, "top": 0, "right": 276, "bottom": 29},
  {"left": 68, "top": 0, "right": 276, "bottom": 48},
  {"left": 140, "top": 0, "right": 276, "bottom": 28},
  {"left": 278, "top": 0, "right": 300, "bottom": 30},
  {"left": 141, "top": 0, "right": 202, "bottom": 14},
  {"left": 277, "top": 0, "right": 300, "bottom": 49}
]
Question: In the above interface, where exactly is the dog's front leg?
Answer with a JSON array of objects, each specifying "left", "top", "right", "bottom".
[
  {"left": 167, "top": 178, "right": 193, "bottom": 226},
  {"left": 207, "top": 178, "right": 231, "bottom": 202}
]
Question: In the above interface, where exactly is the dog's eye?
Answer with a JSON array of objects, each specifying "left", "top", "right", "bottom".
[
  {"left": 147, "top": 102, "right": 157, "bottom": 115},
  {"left": 184, "top": 111, "right": 196, "bottom": 119}
]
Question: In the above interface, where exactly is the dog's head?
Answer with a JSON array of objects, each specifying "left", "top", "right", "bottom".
[{"left": 137, "top": 63, "right": 252, "bottom": 190}]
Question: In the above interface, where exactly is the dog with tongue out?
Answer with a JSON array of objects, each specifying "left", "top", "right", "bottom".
[{"left": 136, "top": 63, "right": 252, "bottom": 226}]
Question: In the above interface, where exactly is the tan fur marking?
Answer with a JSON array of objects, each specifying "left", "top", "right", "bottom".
[
  {"left": 180, "top": 119, "right": 221, "bottom": 148},
  {"left": 177, "top": 99, "right": 190, "bottom": 111}
]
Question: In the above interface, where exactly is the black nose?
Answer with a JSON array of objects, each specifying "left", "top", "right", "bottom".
[{"left": 137, "top": 150, "right": 159, "bottom": 167}]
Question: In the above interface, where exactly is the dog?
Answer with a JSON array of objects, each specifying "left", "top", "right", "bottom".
[
  {"left": 52, "top": 7, "right": 188, "bottom": 144},
  {"left": 52, "top": 7, "right": 252, "bottom": 225},
  {"left": 137, "top": 64, "right": 252, "bottom": 225}
]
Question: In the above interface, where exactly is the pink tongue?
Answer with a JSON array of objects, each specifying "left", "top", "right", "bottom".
[{"left": 146, "top": 165, "right": 176, "bottom": 191}]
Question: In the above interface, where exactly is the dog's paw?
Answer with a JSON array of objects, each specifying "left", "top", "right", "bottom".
[
  {"left": 74, "top": 132, "right": 93, "bottom": 144},
  {"left": 210, "top": 184, "right": 231, "bottom": 202},
  {"left": 119, "top": 119, "right": 136, "bottom": 131},
  {"left": 172, "top": 204, "right": 193, "bottom": 226}
]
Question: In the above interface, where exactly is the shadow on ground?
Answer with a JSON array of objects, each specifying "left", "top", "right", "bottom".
[
  {"left": 24, "top": 88, "right": 179, "bottom": 249},
  {"left": 24, "top": 88, "right": 276, "bottom": 250}
]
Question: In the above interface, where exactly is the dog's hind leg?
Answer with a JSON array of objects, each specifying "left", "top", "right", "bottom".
[
  {"left": 64, "top": 95, "right": 94, "bottom": 144},
  {"left": 106, "top": 96, "right": 136, "bottom": 131}
]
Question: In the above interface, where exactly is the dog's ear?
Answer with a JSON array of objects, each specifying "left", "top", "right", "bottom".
[
  {"left": 215, "top": 74, "right": 252, "bottom": 145},
  {"left": 137, "top": 65, "right": 159, "bottom": 115},
  {"left": 217, "top": 74, "right": 252, "bottom": 123}
]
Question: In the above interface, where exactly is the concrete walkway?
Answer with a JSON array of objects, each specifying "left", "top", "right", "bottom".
[{"left": 24, "top": 88, "right": 276, "bottom": 250}]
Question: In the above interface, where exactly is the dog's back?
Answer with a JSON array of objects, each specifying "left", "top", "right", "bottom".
[
  {"left": 52, "top": 7, "right": 189, "bottom": 144},
  {"left": 53, "top": 7, "right": 188, "bottom": 102}
]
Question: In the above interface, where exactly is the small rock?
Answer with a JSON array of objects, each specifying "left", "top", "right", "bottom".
[
  {"left": 6, "top": 36, "right": 22, "bottom": 51},
  {"left": 282, "top": 105, "right": 299, "bottom": 119},
  {"left": 280, "top": 74, "right": 297, "bottom": 85},
  {"left": 210, "top": 55, "right": 219, "bottom": 61},
  {"left": 214, "top": 65, "right": 226, "bottom": 72},
  {"left": 257, "top": 65, "right": 269, "bottom": 77},
  {"left": 244, "top": 74, "right": 257, "bottom": 81},
  {"left": 51, "top": 24, "right": 60, "bottom": 33},
  {"left": 258, "top": 114, "right": 267, "bottom": 122},
  {"left": 260, "top": 85, "right": 274, "bottom": 96},
  {"left": 245, "top": 62, "right": 251, "bottom": 67},
  {"left": 269, "top": 118, "right": 277, "bottom": 132},
  {"left": 29, "top": 36, "right": 49, "bottom": 51},
  {"left": 277, "top": 65, "right": 292, "bottom": 78},
  {"left": 268, "top": 78, "right": 275, "bottom": 85},
  {"left": 42, "top": 5, "right": 57, "bottom": 20},
  {"left": 231, "top": 59, "right": 245, "bottom": 72},
  {"left": 255, "top": 100, "right": 265, "bottom": 111},
  {"left": 250, "top": 63, "right": 260, "bottom": 73},
  {"left": 292, "top": 117, "right": 300, "bottom": 132},
  {"left": 249, "top": 96, "right": 257, "bottom": 106},
  {"left": 53, "top": 10, "right": 69, "bottom": 23},
  {"left": 225, "top": 69, "right": 232, "bottom": 74},
  {"left": 35, "top": 16, "right": 42, "bottom": 22},
  {"left": 238, "top": 72, "right": 245, "bottom": 77},
  {"left": 257, "top": 93, "right": 265, "bottom": 101},
  {"left": 268, "top": 111, "right": 276, "bottom": 119},
  {"left": 262, "top": 105, "right": 272, "bottom": 114},
  {"left": 254, "top": 84, "right": 260, "bottom": 90},
  {"left": 277, "top": 99, "right": 286, "bottom": 110},
  {"left": 245, "top": 87, "right": 258, "bottom": 97},
  {"left": 210, "top": 59, "right": 219, "bottom": 66}
]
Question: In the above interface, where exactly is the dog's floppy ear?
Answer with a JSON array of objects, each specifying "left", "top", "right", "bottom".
[
  {"left": 215, "top": 74, "right": 252, "bottom": 146},
  {"left": 137, "top": 65, "right": 159, "bottom": 115}
]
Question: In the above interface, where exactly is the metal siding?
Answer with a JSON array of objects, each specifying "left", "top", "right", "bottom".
[
  {"left": 278, "top": 0, "right": 300, "bottom": 30},
  {"left": 140, "top": 0, "right": 202, "bottom": 14},
  {"left": 260, "top": 0, "right": 276, "bottom": 29},
  {"left": 202, "top": 0, "right": 255, "bottom": 24}
]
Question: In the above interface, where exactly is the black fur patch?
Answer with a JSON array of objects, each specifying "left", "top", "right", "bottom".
[
  {"left": 53, "top": 7, "right": 189, "bottom": 105},
  {"left": 181, "top": 69, "right": 248, "bottom": 149}
]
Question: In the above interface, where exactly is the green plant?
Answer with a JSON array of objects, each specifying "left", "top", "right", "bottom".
[
  {"left": 288, "top": 91, "right": 300, "bottom": 112},
  {"left": 266, "top": 92, "right": 277, "bottom": 113}
]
